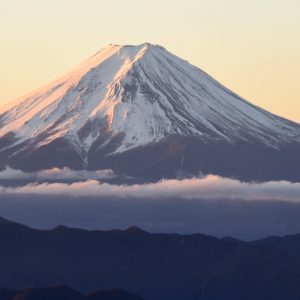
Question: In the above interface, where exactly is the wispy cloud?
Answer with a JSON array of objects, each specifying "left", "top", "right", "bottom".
[{"left": 0, "top": 167, "right": 116, "bottom": 181}]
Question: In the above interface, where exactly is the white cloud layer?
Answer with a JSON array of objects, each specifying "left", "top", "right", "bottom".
[{"left": 0, "top": 169, "right": 300, "bottom": 202}]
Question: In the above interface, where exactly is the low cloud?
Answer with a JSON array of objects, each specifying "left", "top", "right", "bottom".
[
  {"left": 0, "top": 167, "right": 116, "bottom": 181},
  {"left": 1, "top": 170, "right": 300, "bottom": 239},
  {"left": 1, "top": 172, "right": 300, "bottom": 202}
]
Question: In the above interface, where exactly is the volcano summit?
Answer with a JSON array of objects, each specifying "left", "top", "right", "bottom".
[{"left": 0, "top": 43, "right": 299, "bottom": 181}]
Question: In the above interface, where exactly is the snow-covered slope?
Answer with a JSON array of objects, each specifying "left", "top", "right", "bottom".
[
  {"left": 1, "top": 43, "right": 299, "bottom": 153},
  {"left": 0, "top": 43, "right": 299, "bottom": 181}
]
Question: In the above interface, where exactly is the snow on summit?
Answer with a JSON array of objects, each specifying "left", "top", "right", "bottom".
[{"left": 0, "top": 43, "right": 299, "bottom": 156}]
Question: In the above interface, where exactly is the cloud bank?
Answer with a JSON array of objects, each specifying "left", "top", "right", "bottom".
[
  {"left": 1, "top": 168, "right": 300, "bottom": 239},
  {"left": 1, "top": 170, "right": 300, "bottom": 202}
]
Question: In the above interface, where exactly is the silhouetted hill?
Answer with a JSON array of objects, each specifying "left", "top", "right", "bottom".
[
  {"left": 11, "top": 286, "right": 83, "bottom": 300},
  {"left": 0, "top": 217, "right": 300, "bottom": 300},
  {"left": 254, "top": 233, "right": 300, "bottom": 257},
  {"left": 0, "top": 286, "right": 146, "bottom": 300},
  {"left": 87, "top": 288, "right": 145, "bottom": 300},
  {"left": 0, "top": 288, "right": 18, "bottom": 300},
  {"left": 0, "top": 217, "right": 11, "bottom": 224}
]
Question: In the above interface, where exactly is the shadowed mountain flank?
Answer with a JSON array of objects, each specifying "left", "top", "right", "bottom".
[{"left": 0, "top": 217, "right": 300, "bottom": 300}]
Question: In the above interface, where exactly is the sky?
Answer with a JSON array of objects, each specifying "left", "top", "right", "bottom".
[{"left": 0, "top": 0, "right": 299, "bottom": 122}]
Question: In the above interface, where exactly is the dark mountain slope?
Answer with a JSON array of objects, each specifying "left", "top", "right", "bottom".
[
  {"left": 0, "top": 286, "right": 146, "bottom": 300},
  {"left": 87, "top": 288, "right": 145, "bottom": 300},
  {"left": 11, "top": 286, "right": 83, "bottom": 300},
  {"left": 0, "top": 217, "right": 300, "bottom": 300},
  {"left": 0, "top": 288, "right": 19, "bottom": 300}
]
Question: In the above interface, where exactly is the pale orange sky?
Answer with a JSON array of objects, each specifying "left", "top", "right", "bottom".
[{"left": 0, "top": 0, "right": 299, "bottom": 123}]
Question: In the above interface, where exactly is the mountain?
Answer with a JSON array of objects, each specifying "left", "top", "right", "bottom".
[
  {"left": 0, "top": 217, "right": 13, "bottom": 224},
  {"left": 1, "top": 217, "right": 300, "bottom": 300},
  {"left": 11, "top": 286, "right": 83, "bottom": 300},
  {"left": 87, "top": 289, "right": 146, "bottom": 300},
  {"left": 0, "top": 286, "right": 146, "bottom": 300},
  {"left": 0, "top": 288, "right": 18, "bottom": 300},
  {"left": 0, "top": 43, "right": 299, "bottom": 181}
]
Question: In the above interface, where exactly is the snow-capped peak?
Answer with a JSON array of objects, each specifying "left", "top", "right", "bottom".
[{"left": 0, "top": 43, "right": 299, "bottom": 156}]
